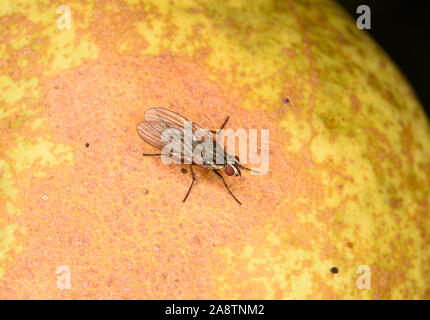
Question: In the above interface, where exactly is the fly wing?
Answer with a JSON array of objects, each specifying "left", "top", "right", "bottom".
[
  {"left": 137, "top": 121, "right": 167, "bottom": 151},
  {"left": 140, "top": 108, "right": 215, "bottom": 165},
  {"left": 144, "top": 107, "right": 205, "bottom": 132},
  {"left": 137, "top": 120, "right": 193, "bottom": 164}
]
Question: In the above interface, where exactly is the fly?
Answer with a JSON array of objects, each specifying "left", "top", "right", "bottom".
[{"left": 137, "top": 107, "right": 256, "bottom": 205}]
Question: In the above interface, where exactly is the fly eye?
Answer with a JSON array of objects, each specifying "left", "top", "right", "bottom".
[{"left": 225, "top": 165, "right": 235, "bottom": 176}]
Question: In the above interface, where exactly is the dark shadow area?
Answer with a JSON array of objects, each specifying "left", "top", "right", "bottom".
[{"left": 335, "top": 0, "right": 430, "bottom": 117}]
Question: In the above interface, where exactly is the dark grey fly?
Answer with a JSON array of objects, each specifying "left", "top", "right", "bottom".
[{"left": 137, "top": 107, "right": 254, "bottom": 205}]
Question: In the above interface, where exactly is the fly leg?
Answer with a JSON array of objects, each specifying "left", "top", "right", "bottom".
[
  {"left": 183, "top": 164, "right": 196, "bottom": 202},
  {"left": 210, "top": 115, "right": 230, "bottom": 134},
  {"left": 212, "top": 170, "right": 241, "bottom": 205},
  {"left": 143, "top": 154, "right": 195, "bottom": 202},
  {"left": 219, "top": 115, "right": 230, "bottom": 130},
  {"left": 142, "top": 153, "right": 162, "bottom": 156}
]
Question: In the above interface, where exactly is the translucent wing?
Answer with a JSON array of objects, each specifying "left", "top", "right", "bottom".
[
  {"left": 138, "top": 108, "right": 216, "bottom": 165},
  {"left": 144, "top": 107, "right": 205, "bottom": 132},
  {"left": 137, "top": 120, "right": 193, "bottom": 164},
  {"left": 137, "top": 121, "right": 168, "bottom": 151}
]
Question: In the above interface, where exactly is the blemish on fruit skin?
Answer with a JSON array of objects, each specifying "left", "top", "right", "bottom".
[
  {"left": 349, "top": 93, "right": 361, "bottom": 113},
  {"left": 281, "top": 97, "right": 290, "bottom": 105},
  {"left": 390, "top": 198, "right": 403, "bottom": 209},
  {"left": 330, "top": 267, "right": 339, "bottom": 274}
]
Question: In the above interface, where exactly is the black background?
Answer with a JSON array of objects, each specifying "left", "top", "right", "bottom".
[
  {"left": 0, "top": 300, "right": 425, "bottom": 317},
  {"left": 335, "top": 0, "right": 429, "bottom": 118}
]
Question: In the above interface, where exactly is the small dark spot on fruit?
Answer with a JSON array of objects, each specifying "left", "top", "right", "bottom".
[
  {"left": 347, "top": 242, "right": 354, "bottom": 249},
  {"left": 281, "top": 97, "right": 290, "bottom": 104},
  {"left": 181, "top": 168, "right": 187, "bottom": 174},
  {"left": 54, "top": 86, "right": 59, "bottom": 89},
  {"left": 330, "top": 267, "right": 339, "bottom": 274},
  {"left": 85, "top": 143, "right": 89, "bottom": 148}
]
